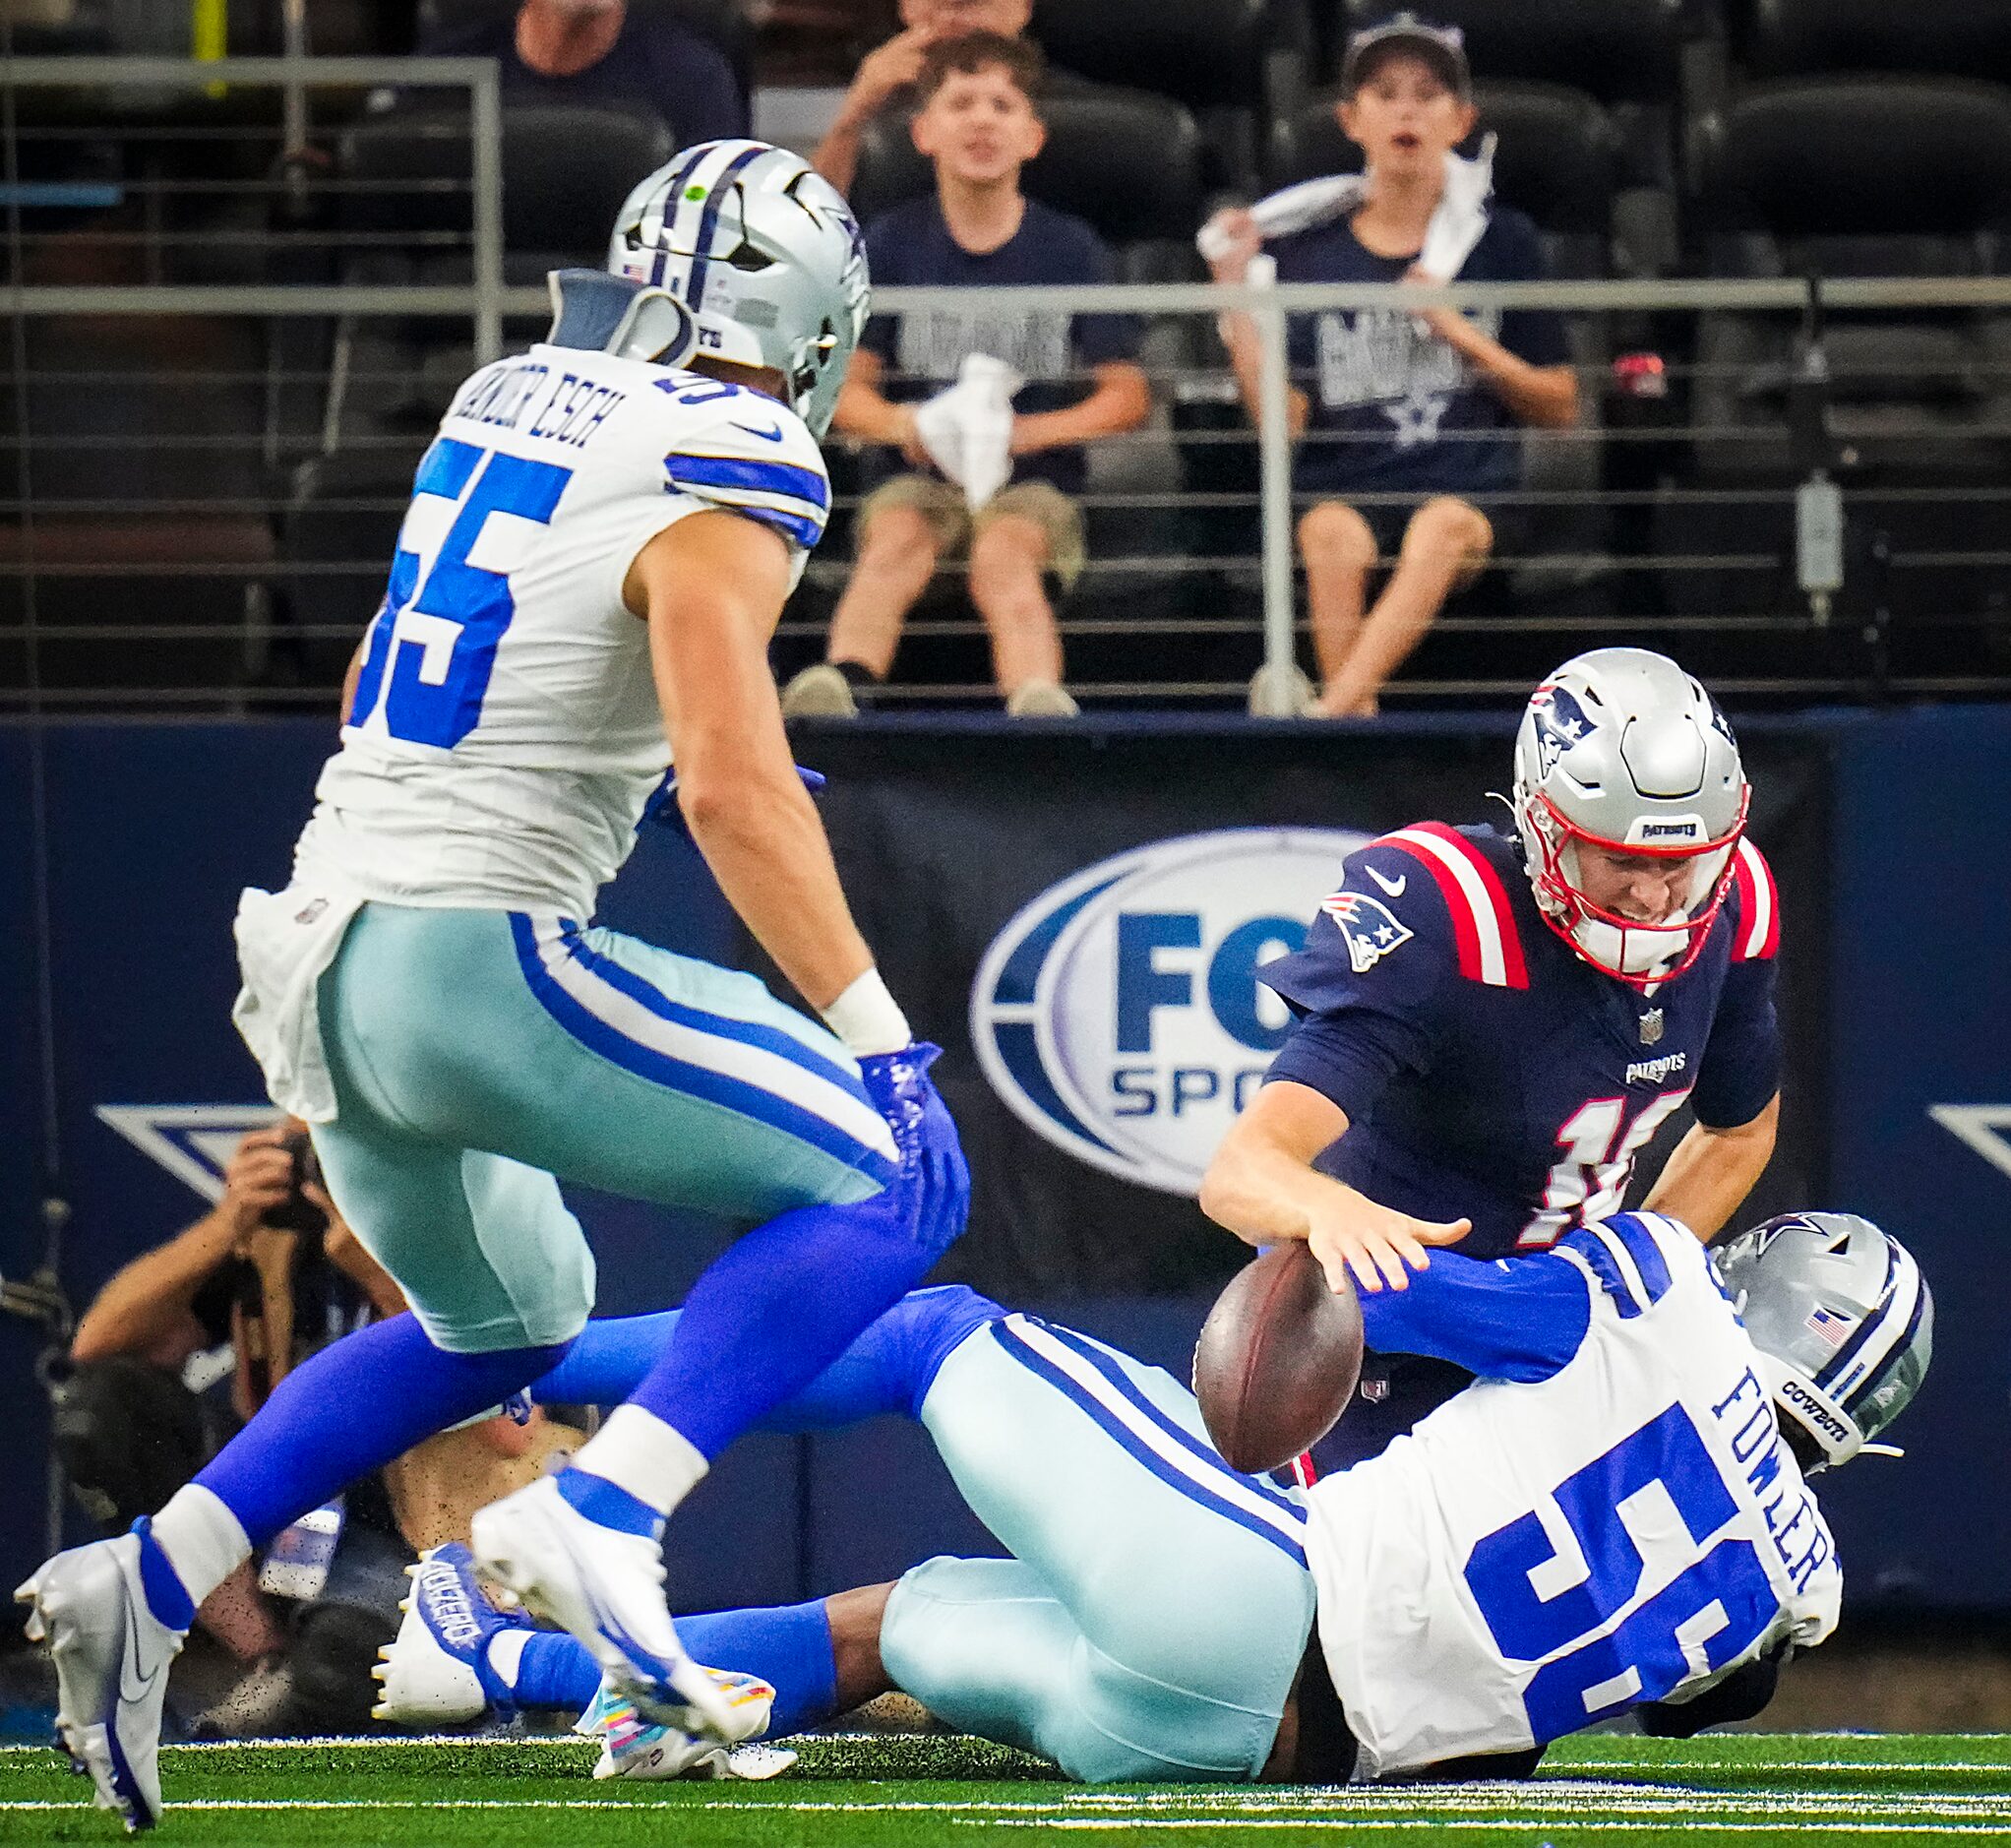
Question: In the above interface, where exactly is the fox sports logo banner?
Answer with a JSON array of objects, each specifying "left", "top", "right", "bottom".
[{"left": 970, "top": 827, "right": 1370, "bottom": 1197}]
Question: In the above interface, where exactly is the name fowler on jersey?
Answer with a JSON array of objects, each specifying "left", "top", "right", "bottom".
[
  {"left": 1263, "top": 820, "right": 1783, "bottom": 1259},
  {"left": 1305, "top": 1212, "right": 1839, "bottom": 1777}
]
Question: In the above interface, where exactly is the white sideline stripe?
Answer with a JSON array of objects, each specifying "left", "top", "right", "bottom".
[
  {"left": 1385, "top": 827, "right": 1510, "bottom": 986},
  {"left": 531, "top": 920, "right": 896, "bottom": 1164},
  {"left": 2, "top": 1809, "right": 1996, "bottom": 1834},
  {"left": 1736, "top": 838, "right": 1775, "bottom": 958},
  {"left": 1587, "top": 1222, "right": 1653, "bottom": 1314},
  {"left": 1004, "top": 1316, "right": 1307, "bottom": 1546},
  {"left": 975, "top": 1825, "right": 2011, "bottom": 1836}
]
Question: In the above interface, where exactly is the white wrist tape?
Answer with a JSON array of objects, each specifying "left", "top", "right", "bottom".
[{"left": 823, "top": 967, "right": 911, "bottom": 1058}]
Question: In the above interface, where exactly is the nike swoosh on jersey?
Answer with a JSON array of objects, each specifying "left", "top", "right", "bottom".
[
  {"left": 730, "top": 419, "right": 784, "bottom": 443},
  {"left": 1367, "top": 866, "right": 1407, "bottom": 896}
]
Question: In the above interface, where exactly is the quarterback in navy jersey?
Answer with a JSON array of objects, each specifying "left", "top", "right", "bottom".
[{"left": 1201, "top": 647, "right": 1783, "bottom": 1469}]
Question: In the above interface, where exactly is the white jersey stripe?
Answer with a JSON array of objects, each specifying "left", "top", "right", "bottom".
[
  {"left": 1736, "top": 838, "right": 1775, "bottom": 959},
  {"left": 1385, "top": 827, "right": 1511, "bottom": 987},
  {"left": 1003, "top": 1315, "right": 1308, "bottom": 1546},
  {"left": 530, "top": 920, "right": 898, "bottom": 1164}
]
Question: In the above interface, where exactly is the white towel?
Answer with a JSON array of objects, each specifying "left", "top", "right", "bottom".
[
  {"left": 911, "top": 352, "right": 1023, "bottom": 509},
  {"left": 231, "top": 877, "right": 368, "bottom": 1123},
  {"left": 1198, "top": 136, "right": 1497, "bottom": 285}
]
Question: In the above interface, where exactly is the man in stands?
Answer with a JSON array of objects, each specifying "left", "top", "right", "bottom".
[
  {"left": 783, "top": 33, "right": 1150, "bottom": 719},
  {"left": 420, "top": 0, "right": 747, "bottom": 147},
  {"left": 813, "top": 0, "right": 1055, "bottom": 197},
  {"left": 1206, "top": 15, "right": 1577, "bottom": 716}
]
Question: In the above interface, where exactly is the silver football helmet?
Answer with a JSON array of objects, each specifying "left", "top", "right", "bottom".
[
  {"left": 1716, "top": 1211, "right": 1932, "bottom": 1468},
  {"left": 1510, "top": 647, "right": 1749, "bottom": 986},
  {"left": 607, "top": 140, "right": 870, "bottom": 438}
]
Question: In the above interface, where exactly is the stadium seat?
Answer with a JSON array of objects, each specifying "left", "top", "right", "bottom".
[
  {"left": 1659, "top": 76, "right": 2011, "bottom": 669},
  {"left": 1332, "top": 0, "right": 1687, "bottom": 105},
  {"left": 1742, "top": 0, "right": 2011, "bottom": 82},
  {"left": 1029, "top": 0, "right": 1272, "bottom": 189},
  {"left": 851, "top": 87, "right": 1206, "bottom": 259},
  {"left": 321, "top": 98, "right": 672, "bottom": 443}
]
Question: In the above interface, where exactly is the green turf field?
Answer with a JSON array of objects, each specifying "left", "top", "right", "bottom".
[{"left": 2, "top": 1732, "right": 2008, "bottom": 1845}]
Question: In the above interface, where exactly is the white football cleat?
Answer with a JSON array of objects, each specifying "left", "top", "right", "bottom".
[
  {"left": 372, "top": 1543, "right": 529, "bottom": 1728},
  {"left": 468, "top": 1473, "right": 751, "bottom": 1741},
  {"left": 576, "top": 1679, "right": 796, "bottom": 1783},
  {"left": 16, "top": 1529, "right": 187, "bottom": 1832}
]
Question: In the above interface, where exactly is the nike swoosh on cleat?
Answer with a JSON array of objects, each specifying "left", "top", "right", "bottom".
[
  {"left": 1366, "top": 866, "right": 1407, "bottom": 896},
  {"left": 116, "top": 1587, "right": 168, "bottom": 1712},
  {"left": 730, "top": 420, "right": 784, "bottom": 443}
]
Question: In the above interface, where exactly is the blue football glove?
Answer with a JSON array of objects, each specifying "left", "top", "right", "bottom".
[{"left": 856, "top": 1042, "right": 971, "bottom": 1261}]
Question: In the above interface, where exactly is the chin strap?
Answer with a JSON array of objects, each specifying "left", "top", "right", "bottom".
[{"left": 545, "top": 269, "right": 702, "bottom": 368}]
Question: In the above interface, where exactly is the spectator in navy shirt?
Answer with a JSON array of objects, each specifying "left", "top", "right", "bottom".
[
  {"left": 1207, "top": 18, "right": 1577, "bottom": 716},
  {"left": 420, "top": 0, "right": 747, "bottom": 148},
  {"left": 814, "top": 0, "right": 1047, "bottom": 197},
  {"left": 783, "top": 33, "right": 1150, "bottom": 719}
]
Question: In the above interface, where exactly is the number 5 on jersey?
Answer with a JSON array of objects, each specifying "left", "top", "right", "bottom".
[{"left": 350, "top": 439, "right": 574, "bottom": 749}]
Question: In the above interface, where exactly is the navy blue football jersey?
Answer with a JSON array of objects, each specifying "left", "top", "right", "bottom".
[{"left": 1259, "top": 819, "right": 1782, "bottom": 1477}]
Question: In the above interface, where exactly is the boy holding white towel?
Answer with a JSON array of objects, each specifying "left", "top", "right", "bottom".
[
  {"left": 1207, "top": 16, "right": 1579, "bottom": 717},
  {"left": 782, "top": 33, "right": 1150, "bottom": 720}
]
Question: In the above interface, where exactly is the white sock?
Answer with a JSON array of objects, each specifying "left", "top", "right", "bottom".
[
  {"left": 148, "top": 1484, "right": 252, "bottom": 1610},
  {"left": 574, "top": 1404, "right": 708, "bottom": 1520},
  {"left": 485, "top": 1627, "right": 531, "bottom": 1691}
]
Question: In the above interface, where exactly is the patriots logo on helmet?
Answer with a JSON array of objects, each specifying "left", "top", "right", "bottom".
[
  {"left": 1531, "top": 683, "right": 1598, "bottom": 775},
  {"left": 1320, "top": 890, "right": 1415, "bottom": 974}
]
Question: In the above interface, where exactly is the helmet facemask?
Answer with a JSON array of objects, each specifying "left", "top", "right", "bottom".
[{"left": 1519, "top": 785, "right": 1747, "bottom": 988}]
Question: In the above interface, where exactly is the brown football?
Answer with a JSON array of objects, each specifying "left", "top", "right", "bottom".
[{"left": 1193, "top": 1242, "right": 1364, "bottom": 1475}]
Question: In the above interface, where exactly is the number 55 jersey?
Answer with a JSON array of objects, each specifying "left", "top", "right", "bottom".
[
  {"left": 1317, "top": 1210, "right": 1840, "bottom": 1778},
  {"left": 300, "top": 342, "right": 831, "bottom": 921},
  {"left": 235, "top": 342, "right": 829, "bottom": 1122}
]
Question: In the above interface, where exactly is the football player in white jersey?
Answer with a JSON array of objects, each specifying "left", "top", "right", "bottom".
[
  {"left": 375, "top": 1209, "right": 1927, "bottom": 1784},
  {"left": 19, "top": 141, "right": 972, "bottom": 1829}
]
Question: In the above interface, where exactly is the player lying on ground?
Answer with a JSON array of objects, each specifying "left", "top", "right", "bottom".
[
  {"left": 19, "top": 142, "right": 992, "bottom": 1832},
  {"left": 381, "top": 1209, "right": 1930, "bottom": 1785},
  {"left": 1201, "top": 647, "right": 1788, "bottom": 1480}
]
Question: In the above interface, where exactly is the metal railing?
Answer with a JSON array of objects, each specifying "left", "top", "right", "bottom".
[{"left": 1, "top": 57, "right": 2009, "bottom": 711}]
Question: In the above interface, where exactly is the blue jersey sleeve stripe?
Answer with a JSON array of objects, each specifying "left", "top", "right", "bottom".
[
  {"left": 724, "top": 504, "right": 824, "bottom": 550},
  {"left": 1559, "top": 1228, "right": 1644, "bottom": 1319},
  {"left": 666, "top": 452, "right": 831, "bottom": 510},
  {"left": 1586, "top": 1222, "right": 1654, "bottom": 1314},
  {"left": 1597, "top": 1212, "right": 1674, "bottom": 1306}
]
